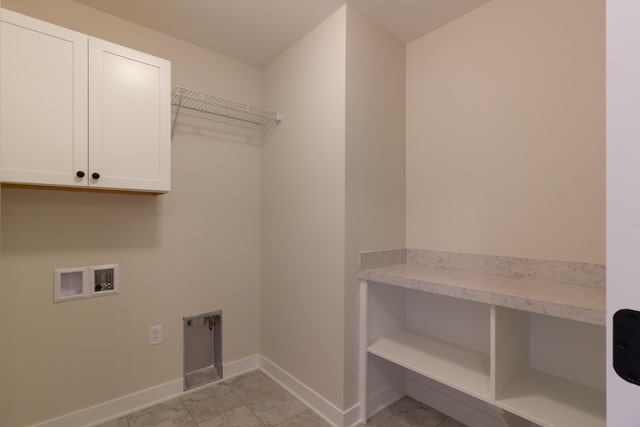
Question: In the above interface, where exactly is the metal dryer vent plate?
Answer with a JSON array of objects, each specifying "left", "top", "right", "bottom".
[{"left": 183, "top": 310, "right": 222, "bottom": 390}]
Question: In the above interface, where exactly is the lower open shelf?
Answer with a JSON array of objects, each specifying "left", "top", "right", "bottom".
[
  {"left": 362, "top": 275, "right": 605, "bottom": 427},
  {"left": 368, "top": 330, "right": 491, "bottom": 401},
  {"left": 495, "top": 369, "right": 605, "bottom": 427}
]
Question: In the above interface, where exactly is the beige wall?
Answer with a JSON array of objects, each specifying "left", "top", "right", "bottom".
[
  {"left": 1, "top": 1, "right": 262, "bottom": 425},
  {"left": 344, "top": 6, "right": 406, "bottom": 408},
  {"left": 0, "top": 0, "right": 606, "bottom": 424},
  {"left": 406, "top": 0, "right": 605, "bottom": 264},
  {"left": 261, "top": 6, "right": 347, "bottom": 408}
]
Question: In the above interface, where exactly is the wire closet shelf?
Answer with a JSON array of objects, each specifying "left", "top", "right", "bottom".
[{"left": 171, "top": 86, "right": 283, "bottom": 139}]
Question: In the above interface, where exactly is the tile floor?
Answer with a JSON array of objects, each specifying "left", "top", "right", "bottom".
[{"left": 96, "top": 370, "right": 467, "bottom": 427}]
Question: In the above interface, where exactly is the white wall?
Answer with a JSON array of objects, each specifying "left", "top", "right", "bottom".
[
  {"left": 344, "top": 6, "right": 406, "bottom": 409},
  {"left": 261, "top": 6, "right": 406, "bottom": 412},
  {"left": 0, "top": 1, "right": 262, "bottom": 425},
  {"left": 606, "top": 0, "right": 640, "bottom": 423},
  {"left": 261, "top": 6, "right": 347, "bottom": 408},
  {"left": 406, "top": 0, "right": 605, "bottom": 264},
  {"left": 0, "top": 0, "right": 5, "bottom": 422}
]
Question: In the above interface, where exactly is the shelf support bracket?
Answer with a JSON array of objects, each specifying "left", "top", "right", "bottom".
[{"left": 171, "top": 91, "right": 183, "bottom": 140}]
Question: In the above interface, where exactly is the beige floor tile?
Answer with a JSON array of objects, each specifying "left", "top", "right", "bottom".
[
  {"left": 438, "top": 417, "right": 468, "bottom": 427},
  {"left": 227, "top": 371, "right": 307, "bottom": 425},
  {"left": 118, "top": 371, "right": 463, "bottom": 427},
  {"left": 224, "top": 370, "right": 262, "bottom": 385},
  {"left": 226, "top": 371, "right": 281, "bottom": 399},
  {"left": 382, "top": 396, "right": 447, "bottom": 427},
  {"left": 182, "top": 383, "right": 243, "bottom": 423},
  {"left": 128, "top": 398, "right": 196, "bottom": 427},
  {"left": 273, "top": 409, "right": 331, "bottom": 427},
  {"left": 95, "top": 417, "right": 129, "bottom": 427},
  {"left": 197, "top": 415, "right": 223, "bottom": 427},
  {"left": 197, "top": 405, "right": 264, "bottom": 427},
  {"left": 360, "top": 413, "right": 405, "bottom": 427},
  {"left": 238, "top": 390, "right": 306, "bottom": 426}
]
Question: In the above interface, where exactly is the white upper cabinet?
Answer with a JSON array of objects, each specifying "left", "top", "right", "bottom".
[
  {"left": 0, "top": 9, "right": 171, "bottom": 193},
  {"left": 88, "top": 38, "right": 170, "bottom": 192},
  {"left": 0, "top": 9, "right": 88, "bottom": 188}
]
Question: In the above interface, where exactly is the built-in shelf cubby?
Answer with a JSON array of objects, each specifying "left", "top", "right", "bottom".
[
  {"left": 367, "top": 284, "right": 491, "bottom": 402},
  {"left": 493, "top": 308, "right": 605, "bottom": 427},
  {"left": 359, "top": 249, "right": 606, "bottom": 427}
]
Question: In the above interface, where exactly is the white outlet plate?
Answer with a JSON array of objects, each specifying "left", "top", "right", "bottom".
[{"left": 149, "top": 325, "right": 162, "bottom": 346}]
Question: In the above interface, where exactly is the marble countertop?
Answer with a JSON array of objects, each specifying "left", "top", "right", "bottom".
[{"left": 358, "top": 249, "right": 605, "bottom": 326}]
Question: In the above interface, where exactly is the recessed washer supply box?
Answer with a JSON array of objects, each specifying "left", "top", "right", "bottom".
[
  {"left": 53, "top": 263, "right": 119, "bottom": 303},
  {"left": 90, "top": 264, "right": 119, "bottom": 296}
]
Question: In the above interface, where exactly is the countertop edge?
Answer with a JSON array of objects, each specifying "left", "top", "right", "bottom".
[{"left": 359, "top": 265, "right": 605, "bottom": 326}]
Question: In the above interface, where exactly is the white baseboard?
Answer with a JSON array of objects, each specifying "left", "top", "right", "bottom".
[
  {"left": 29, "top": 355, "right": 362, "bottom": 427},
  {"left": 223, "top": 354, "right": 261, "bottom": 379},
  {"left": 31, "top": 378, "right": 184, "bottom": 427},
  {"left": 30, "top": 355, "right": 260, "bottom": 427},
  {"left": 258, "top": 355, "right": 360, "bottom": 427},
  {"left": 29, "top": 353, "right": 507, "bottom": 427},
  {"left": 342, "top": 403, "right": 362, "bottom": 427},
  {"left": 365, "top": 379, "right": 404, "bottom": 420}
]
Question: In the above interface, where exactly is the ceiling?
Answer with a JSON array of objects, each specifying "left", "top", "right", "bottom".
[{"left": 73, "top": 0, "right": 491, "bottom": 67}]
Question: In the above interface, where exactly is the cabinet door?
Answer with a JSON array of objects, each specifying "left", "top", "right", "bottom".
[
  {"left": 88, "top": 37, "right": 171, "bottom": 192},
  {"left": 0, "top": 9, "right": 88, "bottom": 187}
]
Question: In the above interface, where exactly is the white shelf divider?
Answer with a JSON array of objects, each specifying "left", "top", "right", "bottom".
[
  {"left": 495, "top": 369, "right": 606, "bottom": 427},
  {"left": 368, "top": 330, "right": 491, "bottom": 402}
]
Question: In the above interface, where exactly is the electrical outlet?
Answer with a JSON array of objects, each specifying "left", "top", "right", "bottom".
[{"left": 149, "top": 325, "right": 162, "bottom": 346}]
